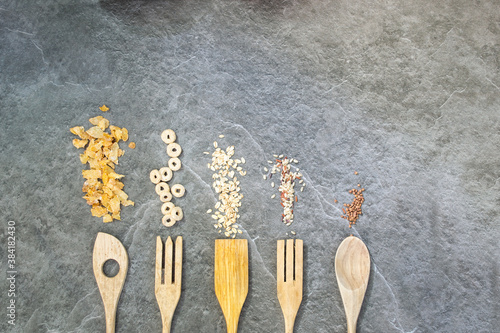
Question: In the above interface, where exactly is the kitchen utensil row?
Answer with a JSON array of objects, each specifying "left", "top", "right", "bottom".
[{"left": 93, "top": 233, "right": 370, "bottom": 333}]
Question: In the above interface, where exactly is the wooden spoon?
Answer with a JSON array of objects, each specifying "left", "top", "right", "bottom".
[
  {"left": 93, "top": 232, "right": 128, "bottom": 333},
  {"left": 335, "top": 235, "right": 370, "bottom": 333},
  {"left": 214, "top": 239, "right": 248, "bottom": 333}
]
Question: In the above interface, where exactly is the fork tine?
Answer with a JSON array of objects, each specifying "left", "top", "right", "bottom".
[
  {"left": 174, "top": 236, "right": 183, "bottom": 284},
  {"left": 286, "top": 239, "right": 294, "bottom": 282},
  {"left": 295, "top": 239, "right": 303, "bottom": 284},
  {"left": 165, "top": 236, "right": 173, "bottom": 284},
  {"left": 155, "top": 236, "right": 163, "bottom": 286},
  {"left": 277, "top": 240, "right": 285, "bottom": 282}
]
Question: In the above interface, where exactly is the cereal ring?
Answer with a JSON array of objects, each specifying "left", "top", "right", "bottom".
[
  {"left": 159, "top": 167, "right": 173, "bottom": 182},
  {"left": 162, "top": 214, "right": 176, "bottom": 227},
  {"left": 155, "top": 182, "right": 170, "bottom": 196},
  {"left": 150, "top": 169, "right": 161, "bottom": 184},
  {"left": 168, "top": 158, "right": 181, "bottom": 171},
  {"left": 161, "top": 202, "right": 175, "bottom": 215},
  {"left": 159, "top": 191, "right": 173, "bottom": 202},
  {"left": 171, "top": 184, "right": 185, "bottom": 198},
  {"left": 161, "top": 129, "right": 176, "bottom": 144},
  {"left": 171, "top": 206, "right": 183, "bottom": 221},
  {"left": 167, "top": 143, "right": 182, "bottom": 158}
]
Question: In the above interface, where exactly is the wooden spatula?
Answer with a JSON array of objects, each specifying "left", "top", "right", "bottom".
[
  {"left": 277, "top": 239, "right": 303, "bottom": 333},
  {"left": 335, "top": 235, "right": 370, "bottom": 333},
  {"left": 214, "top": 239, "right": 248, "bottom": 333},
  {"left": 93, "top": 232, "right": 128, "bottom": 333}
]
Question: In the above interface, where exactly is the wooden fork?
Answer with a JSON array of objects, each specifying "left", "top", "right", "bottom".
[
  {"left": 277, "top": 239, "right": 303, "bottom": 333},
  {"left": 155, "top": 236, "right": 182, "bottom": 333}
]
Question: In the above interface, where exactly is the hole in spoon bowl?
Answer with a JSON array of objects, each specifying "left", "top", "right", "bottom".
[{"left": 103, "top": 259, "right": 120, "bottom": 277}]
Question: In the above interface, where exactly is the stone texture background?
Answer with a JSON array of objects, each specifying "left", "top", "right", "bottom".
[{"left": 1, "top": 0, "right": 499, "bottom": 332}]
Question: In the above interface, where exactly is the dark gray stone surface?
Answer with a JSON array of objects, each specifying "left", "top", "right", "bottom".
[{"left": 1, "top": 0, "right": 499, "bottom": 332}]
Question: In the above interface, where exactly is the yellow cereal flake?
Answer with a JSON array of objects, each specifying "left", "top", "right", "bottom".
[
  {"left": 109, "top": 126, "right": 123, "bottom": 141},
  {"left": 79, "top": 153, "right": 89, "bottom": 164},
  {"left": 102, "top": 214, "right": 113, "bottom": 223},
  {"left": 89, "top": 116, "right": 104, "bottom": 126},
  {"left": 122, "top": 199, "right": 134, "bottom": 207},
  {"left": 108, "top": 196, "right": 121, "bottom": 214},
  {"left": 128, "top": 142, "right": 136, "bottom": 149},
  {"left": 86, "top": 126, "right": 104, "bottom": 139},
  {"left": 121, "top": 128, "right": 129, "bottom": 141},
  {"left": 72, "top": 139, "right": 88, "bottom": 149},
  {"left": 82, "top": 169, "right": 101, "bottom": 179},
  {"left": 70, "top": 115, "right": 134, "bottom": 223},
  {"left": 91, "top": 205, "right": 108, "bottom": 217},
  {"left": 99, "top": 104, "right": 110, "bottom": 112}
]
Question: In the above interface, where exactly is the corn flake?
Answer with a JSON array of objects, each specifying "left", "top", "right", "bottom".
[
  {"left": 70, "top": 112, "right": 134, "bottom": 223},
  {"left": 86, "top": 126, "right": 104, "bottom": 139},
  {"left": 99, "top": 104, "right": 110, "bottom": 112},
  {"left": 109, "top": 126, "right": 123, "bottom": 141},
  {"left": 73, "top": 139, "right": 88, "bottom": 149},
  {"left": 121, "top": 128, "right": 129, "bottom": 141},
  {"left": 103, "top": 214, "right": 113, "bottom": 223}
]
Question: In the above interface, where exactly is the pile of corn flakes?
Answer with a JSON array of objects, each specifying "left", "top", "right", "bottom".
[{"left": 70, "top": 113, "right": 134, "bottom": 222}]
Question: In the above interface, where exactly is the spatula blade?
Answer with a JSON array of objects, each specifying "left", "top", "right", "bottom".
[{"left": 214, "top": 239, "right": 248, "bottom": 333}]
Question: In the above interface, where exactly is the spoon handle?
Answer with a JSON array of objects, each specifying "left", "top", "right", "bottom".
[
  {"left": 284, "top": 318, "right": 295, "bottom": 333},
  {"left": 104, "top": 304, "right": 117, "bottom": 333},
  {"left": 347, "top": 320, "right": 356, "bottom": 333}
]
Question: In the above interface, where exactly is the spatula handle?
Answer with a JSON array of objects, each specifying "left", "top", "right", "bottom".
[{"left": 225, "top": 318, "right": 238, "bottom": 333}]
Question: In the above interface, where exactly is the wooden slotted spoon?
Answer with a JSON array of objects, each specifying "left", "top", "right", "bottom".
[
  {"left": 335, "top": 235, "right": 370, "bottom": 333},
  {"left": 277, "top": 239, "right": 303, "bottom": 333},
  {"left": 214, "top": 239, "right": 248, "bottom": 333},
  {"left": 93, "top": 232, "right": 128, "bottom": 333},
  {"left": 155, "top": 236, "right": 182, "bottom": 333}
]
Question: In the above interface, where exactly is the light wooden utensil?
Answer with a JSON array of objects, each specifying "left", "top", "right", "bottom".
[
  {"left": 277, "top": 239, "right": 303, "bottom": 333},
  {"left": 93, "top": 232, "right": 129, "bottom": 333},
  {"left": 335, "top": 235, "right": 370, "bottom": 333},
  {"left": 214, "top": 239, "right": 248, "bottom": 333},
  {"left": 155, "top": 236, "right": 183, "bottom": 333}
]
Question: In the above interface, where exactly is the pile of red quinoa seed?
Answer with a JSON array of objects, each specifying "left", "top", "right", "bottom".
[
  {"left": 265, "top": 154, "right": 305, "bottom": 226},
  {"left": 340, "top": 174, "right": 365, "bottom": 228}
]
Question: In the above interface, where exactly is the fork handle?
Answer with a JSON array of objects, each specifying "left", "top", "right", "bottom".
[{"left": 161, "top": 315, "right": 173, "bottom": 333}]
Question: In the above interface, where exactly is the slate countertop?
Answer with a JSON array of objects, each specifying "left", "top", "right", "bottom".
[{"left": 1, "top": 0, "right": 499, "bottom": 332}]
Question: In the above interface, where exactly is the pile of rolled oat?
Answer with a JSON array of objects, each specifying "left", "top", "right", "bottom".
[{"left": 206, "top": 139, "right": 246, "bottom": 238}]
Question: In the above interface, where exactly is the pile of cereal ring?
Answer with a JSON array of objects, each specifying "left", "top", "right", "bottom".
[{"left": 149, "top": 129, "right": 185, "bottom": 227}]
